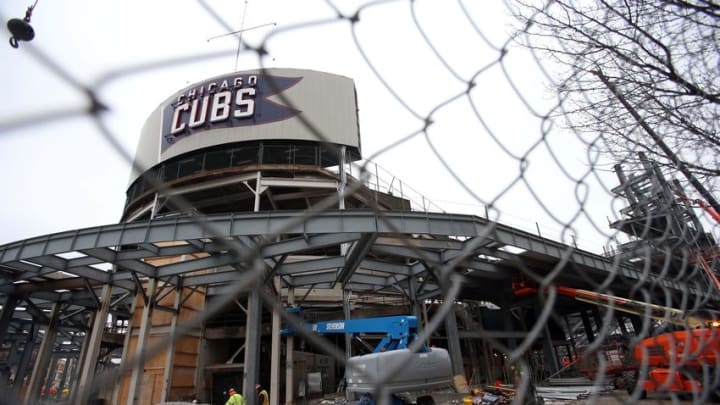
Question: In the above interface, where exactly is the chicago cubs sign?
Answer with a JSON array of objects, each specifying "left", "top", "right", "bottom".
[
  {"left": 161, "top": 73, "right": 302, "bottom": 152},
  {"left": 130, "top": 68, "right": 361, "bottom": 184}
]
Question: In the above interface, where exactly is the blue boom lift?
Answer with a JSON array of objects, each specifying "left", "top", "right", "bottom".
[{"left": 283, "top": 311, "right": 453, "bottom": 404}]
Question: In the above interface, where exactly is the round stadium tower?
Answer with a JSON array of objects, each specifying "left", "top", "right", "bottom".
[{"left": 123, "top": 68, "right": 364, "bottom": 221}]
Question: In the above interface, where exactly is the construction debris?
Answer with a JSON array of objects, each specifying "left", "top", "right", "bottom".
[
  {"left": 462, "top": 386, "right": 513, "bottom": 405},
  {"left": 536, "top": 378, "right": 613, "bottom": 403}
]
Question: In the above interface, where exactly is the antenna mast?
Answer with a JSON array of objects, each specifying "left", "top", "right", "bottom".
[
  {"left": 205, "top": 1, "right": 276, "bottom": 70},
  {"left": 234, "top": 0, "right": 249, "bottom": 71}
]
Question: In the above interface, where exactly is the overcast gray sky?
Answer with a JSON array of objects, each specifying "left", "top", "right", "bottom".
[{"left": 0, "top": 0, "right": 628, "bottom": 252}]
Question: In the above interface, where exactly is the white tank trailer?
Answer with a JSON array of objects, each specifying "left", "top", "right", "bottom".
[{"left": 345, "top": 348, "right": 453, "bottom": 393}]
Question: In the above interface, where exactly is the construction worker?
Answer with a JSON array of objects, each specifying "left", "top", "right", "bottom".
[
  {"left": 256, "top": 383, "right": 269, "bottom": 405},
  {"left": 225, "top": 387, "right": 245, "bottom": 405}
]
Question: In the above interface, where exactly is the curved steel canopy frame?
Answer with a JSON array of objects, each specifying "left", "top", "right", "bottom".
[
  {"left": 0, "top": 209, "right": 714, "bottom": 401},
  {"left": 0, "top": 209, "right": 704, "bottom": 305}
]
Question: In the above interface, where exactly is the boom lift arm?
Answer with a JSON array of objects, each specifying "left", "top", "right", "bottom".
[
  {"left": 514, "top": 284, "right": 706, "bottom": 328},
  {"left": 309, "top": 315, "right": 422, "bottom": 353}
]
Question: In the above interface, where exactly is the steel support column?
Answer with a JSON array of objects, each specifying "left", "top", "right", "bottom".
[
  {"left": 11, "top": 322, "right": 38, "bottom": 400},
  {"left": 243, "top": 290, "right": 262, "bottom": 405},
  {"left": 25, "top": 302, "right": 61, "bottom": 405},
  {"left": 408, "top": 276, "right": 422, "bottom": 321},
  {"left": 481, "top": 338, "right": 493, "bottom": 384},
  {"left": 542, "top": 323, "right": 559, "bottom": 375},
  {"left": 343, "top": 288, "right": 352, "bottom": 400},
  {"left": 70, "top": 312, "right": 96, "bottom": 403},
  {"left": 160, "top": 280, "right": 183, "bottom": 403},
  {"left": 563, "top": 315, "right": 578, "bottom": 360},
  {"left": 112, "top": 297, "right": 138, "bottom": 405},
  {"left": 127, "top": 278, "right": 158, "bottom": 405},
  {"left": 244, "top": 184, "right": 264, "bottom": 404},
  {"left": 270, "top": 277, "right": 281, "bottom": 405},
  {"left": 76, "top": 283, "right": 112, "bottom": 403},
  {"left": 194, "top": 319, "right": 208, "bottom": 403},
  {"left": 285, "top": 286, "right": 295, "bottom": 405},
  {"left": 422, "top": 301, "right": 430, "bottom": 347},
  {"left": 338, "top": 146, "right": 346, "bottom": 210},
  {"left": 254, "top": 171, "right": 263, "bottom": 211},
  {"left": 0, "top": 295, "right": 18, "bottom": 347},
  {"left": 499, "top": 294, "right": 519, "bottom": 386},
  {"left": 343, "top": 289, "right": 351, "bottom": 358},
  {"left": 0, "top": 295, "right": 18, "bottom": 392},
  {"left": 501, "top": 308, "right": 517, "bottom": 350},
  {"left": 580, "top": 310, "right": 595, "bottom": 342},
  {"left": 444, "top": 303, "right": 465, "bottom": 379},
  {"left": 536, "top": 299, "right": 559, "bottom": 375}
]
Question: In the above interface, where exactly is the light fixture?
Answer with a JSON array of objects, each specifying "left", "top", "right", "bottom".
[{"left": 7, "top": 1, "right": 38, "bottom": 48}]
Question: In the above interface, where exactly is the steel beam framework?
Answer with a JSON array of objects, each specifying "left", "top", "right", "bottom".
[{"left": 0, "top": 209, "right": 715, "bottom": 403}]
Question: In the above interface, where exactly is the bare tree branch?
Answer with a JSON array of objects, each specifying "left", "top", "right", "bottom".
[{"left": 514, "top": 0, "right": 720, "bottom": 198}]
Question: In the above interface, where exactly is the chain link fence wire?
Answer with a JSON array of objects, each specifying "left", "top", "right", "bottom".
[{"left": 1, "top": 0, "right": 719, "bottom": 404}]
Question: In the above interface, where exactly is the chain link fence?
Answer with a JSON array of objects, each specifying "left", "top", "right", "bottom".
[{"left": 1, "top": 1, "right": 719, "bottom": 404}]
